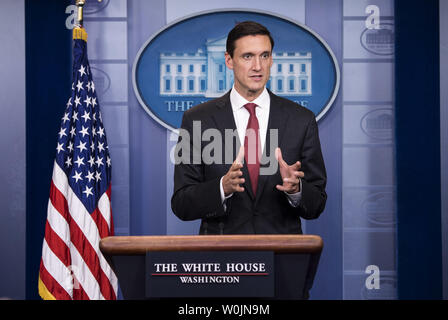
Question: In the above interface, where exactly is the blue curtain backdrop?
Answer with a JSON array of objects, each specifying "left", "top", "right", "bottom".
[
  {"left": 395, "top": 0, "right": 442, "bottom": 299},
  {"left": 25, "top": 0, "right": 72, "bottom": 299}
]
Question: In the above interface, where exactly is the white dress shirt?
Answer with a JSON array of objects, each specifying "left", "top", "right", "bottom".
[
  {"left": 230, "top": 85, "right": 271, "bottom": 152},
  {"left": 219, "top": 86, "right": 302, "bottom": 207}
]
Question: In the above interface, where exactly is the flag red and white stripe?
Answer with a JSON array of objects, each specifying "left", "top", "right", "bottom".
[{"left": 38, "top": 162, "right": 118, "bottom": 300}]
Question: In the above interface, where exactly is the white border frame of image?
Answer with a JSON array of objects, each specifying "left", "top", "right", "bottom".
[{"left": 132, "top": 8, "right": 341, "bottom": 134}]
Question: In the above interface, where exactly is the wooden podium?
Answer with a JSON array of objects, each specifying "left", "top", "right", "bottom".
[{"left": 100, "top": 235, "right": 323, "bottom": 300}]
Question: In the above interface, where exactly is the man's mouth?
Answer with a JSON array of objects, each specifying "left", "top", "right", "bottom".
[{"left": 250, "top": 75, "right": 263, "bottom": 81}]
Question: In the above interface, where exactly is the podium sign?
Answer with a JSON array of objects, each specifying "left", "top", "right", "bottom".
[{"left": 146, "top": 251, "right": 274, "bottom": 298}]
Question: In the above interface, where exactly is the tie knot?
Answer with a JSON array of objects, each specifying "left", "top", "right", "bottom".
[{"left": 244, "top": 103, "right": 257, "bottom": 116}]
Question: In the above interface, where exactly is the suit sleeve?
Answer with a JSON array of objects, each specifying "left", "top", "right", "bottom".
[
  {"left": 296, "top": 115, "right": 327, "bottom": 220},
  {"left": 171, "top": 112, "right": 227, "bottom": 221}
]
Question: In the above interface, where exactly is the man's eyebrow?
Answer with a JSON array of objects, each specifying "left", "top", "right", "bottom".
[{"left": 240, "top": 51, "right": 271, "bottom": 56}]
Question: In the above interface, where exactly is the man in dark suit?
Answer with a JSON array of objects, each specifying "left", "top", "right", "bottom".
[{"left": 171, "top": 21, "right": 327, "bottom": 234}]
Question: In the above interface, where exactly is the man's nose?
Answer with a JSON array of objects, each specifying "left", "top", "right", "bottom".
[{"left": 252, "top": 57, "right": 262, "bottom": 71}]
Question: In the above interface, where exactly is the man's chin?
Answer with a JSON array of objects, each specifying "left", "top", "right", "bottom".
[
  {"left": 234, "top": 83, "right": 266, "bottom": 99},
  {"left": 248, "top": 86, "right": 265, "bottom": 94}
]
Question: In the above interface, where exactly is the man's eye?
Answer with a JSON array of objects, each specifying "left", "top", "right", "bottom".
[
  {"left": 261, "top": 53, "right": 270, "bottom": 59},
  {"left": 243, "top": 54, "right": 252, "bottom": 59}
]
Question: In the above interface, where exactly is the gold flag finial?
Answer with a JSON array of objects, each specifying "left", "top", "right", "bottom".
[
  {"left": 73, "top": 0, "right": 88, "bottom": 42},
  {"left": 75, "top": 0, "right": 102, "bottom": 28},
  {"left": 75, "top": 0, "right": 86, "bottom": 27}
]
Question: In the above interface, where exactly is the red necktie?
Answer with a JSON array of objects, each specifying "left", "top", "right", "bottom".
[{"left": 244, "top": 103, "right": 261, "bottom": 195}]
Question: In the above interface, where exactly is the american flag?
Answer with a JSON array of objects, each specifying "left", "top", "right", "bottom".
[{"left": 38, "top": 27, "right": 118, "bottom": 300}]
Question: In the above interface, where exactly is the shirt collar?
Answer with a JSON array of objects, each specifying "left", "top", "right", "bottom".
[{"left": 230, "top": 85, "right": 270, "bottom": 112}]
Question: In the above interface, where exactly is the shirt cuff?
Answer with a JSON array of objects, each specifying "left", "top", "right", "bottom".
[
  {"left": 284, "top": 179, "right": 303, "bottom": 207},
  {"left": 220, "top": 176, "right": 233, "bottom": 210}
]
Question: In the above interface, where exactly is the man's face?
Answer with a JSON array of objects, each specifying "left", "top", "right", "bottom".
[{"left": 225, "top": 35, "right": 273, "bottom": 101}]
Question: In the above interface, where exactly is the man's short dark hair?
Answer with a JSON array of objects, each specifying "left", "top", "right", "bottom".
[{"left": 226, "top": 21, "right": 275, "bottom": 57}]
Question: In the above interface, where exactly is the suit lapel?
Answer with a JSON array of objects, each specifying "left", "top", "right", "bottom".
[
  {"left": 210, "top": 91, "right": 236, "bottom": 137},
  {"left": 254, "top": 92, "right": 288, "bottom": 205}
]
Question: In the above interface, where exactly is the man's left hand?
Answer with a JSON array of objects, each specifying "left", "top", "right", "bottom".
[{"left": 275, "top": 147, "right": 304, "bottom": 194}]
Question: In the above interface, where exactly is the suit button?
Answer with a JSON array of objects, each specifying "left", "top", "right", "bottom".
[{"left": 253, "top": 209, "right": 260, "bottom": 216}]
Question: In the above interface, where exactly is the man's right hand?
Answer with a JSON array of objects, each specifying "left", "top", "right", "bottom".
[{"left": 222, "top": 146, "right": 245, "bottom": 196}]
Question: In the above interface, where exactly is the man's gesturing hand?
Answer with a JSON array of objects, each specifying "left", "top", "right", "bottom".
[
  {"left": 275, "top": 147, "right": 304, "bottom": 194},
  {"left": 222, "top": 146, "right": 245, "bottom": 197}
]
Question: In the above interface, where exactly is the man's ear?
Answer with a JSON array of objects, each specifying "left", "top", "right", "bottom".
[{"left": 225, "top": 52, "right": 233, "bottom": 70}]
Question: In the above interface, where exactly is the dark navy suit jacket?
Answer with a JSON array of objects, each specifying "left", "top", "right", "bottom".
[{"left": 171, "top": 90, "right": 327, "bottom": 234}]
